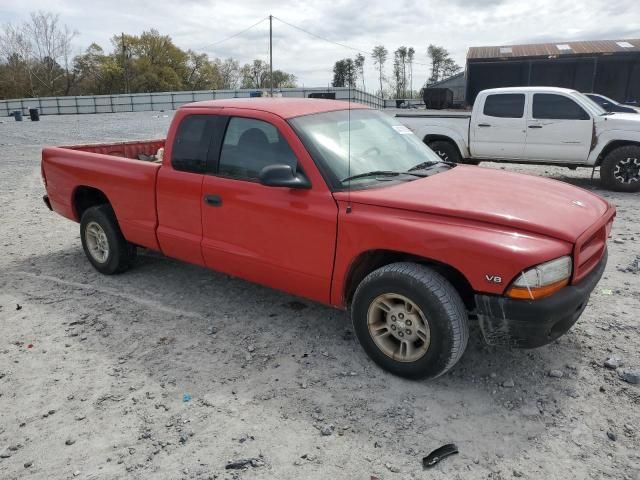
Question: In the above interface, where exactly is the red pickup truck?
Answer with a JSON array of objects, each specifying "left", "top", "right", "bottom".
[{"left": 42, "top": 98, "right": 615, "bottom": 380}]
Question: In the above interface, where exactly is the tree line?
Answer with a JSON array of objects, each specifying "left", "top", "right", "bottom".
[
  {"left": 332, "top": 44, "right": 461, "bottom": 98},
  {"left": 0, "top": 11, "right": 296, "bottom": 99}
]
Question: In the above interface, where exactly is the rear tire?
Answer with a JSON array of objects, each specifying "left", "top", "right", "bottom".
[
  {"left": 80, "top": 205, "right": 136, "bottom": 274},
  {"left": 428, "top": 140, "right": 461, "bottom": 163},
  {"left": 351, "top": 262, "right": 469, "bottom": 380},
  {"left": 600, "top": 146, "right": 640, "bottom": 192}
]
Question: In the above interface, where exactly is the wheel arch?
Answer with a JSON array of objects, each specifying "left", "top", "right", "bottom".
[
  {"left": 423, "top": 134, "right": 465, "bottom": 158},
  {"left": 72, "top": 185, "right": 112, "bottom": 221},
  {"left": 595, "top": 140, "right": 640, "bottom": 166},
  {"left": 343, "top": 249, "right": 475, "bottom": 311}
]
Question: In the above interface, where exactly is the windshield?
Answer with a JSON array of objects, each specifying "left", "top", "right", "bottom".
[
  {"left": 289, "top": 109, "right": 444, "bottom": 189},
  {"left": 576, "top": 92, "right": 608, "bottom": 116}
]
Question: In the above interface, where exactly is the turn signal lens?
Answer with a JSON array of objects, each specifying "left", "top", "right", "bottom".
[{"left": 506, "top": 256, "right": 572, "bottom": 300}]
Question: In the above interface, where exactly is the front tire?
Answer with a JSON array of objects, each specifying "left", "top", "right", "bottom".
[
  {"left": 351, "top": 263, "right": 469, "bottom": 380},
  {"left": 600, "top": 146, "right": 640, "bottom": 192},
  {"left": 80, "top": 205, "right": 136, "bottom": 274}
]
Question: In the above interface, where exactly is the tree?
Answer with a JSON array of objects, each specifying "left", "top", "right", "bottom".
[
  {"left": 332, "top": 58, "right": 357, "bottom": 88},
  {"left": 184, "top": 50, "right": 222, "bottom": 90},
  {"left": 371, "top": 45, "right": 387, "bottom": 98},
  {"left": 215, "top": 58, "right": 240, "bottom": 89},
  {"left": 407, "top": 47, "right": 415, "bottom": 98},
  {"left": 393, "top": 46, "right": 409, "bottom": 98},
  {"left": 0, "top": 11, "right": 77, "bottom": 97},
  {"left": 271, "top": 70, "right": 296, "bottom": 88},
  {"left": 354, "top": 53, "right": 365, "bottom": 90},
  {"left": 427, "top": 44, "right": 461, "bottom": 85}
]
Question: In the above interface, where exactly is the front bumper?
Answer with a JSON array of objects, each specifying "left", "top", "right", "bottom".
[{"left": 475, "top": 250, "right": 608, "bottom": 348}]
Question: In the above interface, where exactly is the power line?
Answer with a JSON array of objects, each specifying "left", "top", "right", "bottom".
[
  {"left": 198, "top": 16, "right": 269, "bottom": 50},
  {"left": 272, "top": 15, "right": 432, "bottom": 67}
]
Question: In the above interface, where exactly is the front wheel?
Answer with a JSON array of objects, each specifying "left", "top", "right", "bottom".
[
  {"left": 80, "top": 205, "right": 136, "bottom": 274},
  {"left": 351, "top": 263, "right": 469, "bottom": 380},
  {"left": 600, "top": 146, "right": 640, "bottom": 192}
]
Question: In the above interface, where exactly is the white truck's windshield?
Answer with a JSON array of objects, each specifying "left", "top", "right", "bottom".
[{"left": 290, "top": 109, "right": 444, "bottom": 188}]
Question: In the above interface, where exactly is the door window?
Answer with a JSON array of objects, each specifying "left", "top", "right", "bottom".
[
  {"left": 483, "top": 94, "right": 525, "bottom": 118},
  {"left": 219, "top": 117, "right": 298, "bottom": 180},
  {"left": 532, "top": 94, "right": 589, "bottom": 120},
  {"left": 172, "top": 115, "right": 227, "bottom": 173}
]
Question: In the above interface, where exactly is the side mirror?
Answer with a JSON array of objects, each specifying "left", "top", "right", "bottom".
[{"left": 259, "top": 164, "right": 311, "bottom": 189}]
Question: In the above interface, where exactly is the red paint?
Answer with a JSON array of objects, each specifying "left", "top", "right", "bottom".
[{"left": 42, "top": 99, "right": 614, "bottom": 310}]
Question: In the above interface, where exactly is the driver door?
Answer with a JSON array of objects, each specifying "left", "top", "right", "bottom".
[{"left": 200, "top": 111, "right": 338, "bottom": 303}]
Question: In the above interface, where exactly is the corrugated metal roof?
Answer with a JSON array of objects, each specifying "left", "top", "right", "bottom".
[{"left": 468, "top": 39, "right": 640, "bottom": 60}]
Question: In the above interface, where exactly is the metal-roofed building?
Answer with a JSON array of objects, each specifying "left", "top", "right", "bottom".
[{"left": 465, "top": 39, "right": 640, "bottom": 105}]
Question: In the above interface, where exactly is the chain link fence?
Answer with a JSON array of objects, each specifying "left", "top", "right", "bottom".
[{"left": 1, "top": 87, "right": 386, "bottom": 117}]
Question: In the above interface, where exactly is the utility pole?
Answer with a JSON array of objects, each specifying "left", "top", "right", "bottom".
[
  {"left": 121, "top": 33, "right": 128, "bottom": 94},
  {"left": 269, "top": 15, "right": 273, "bottom": 97}
]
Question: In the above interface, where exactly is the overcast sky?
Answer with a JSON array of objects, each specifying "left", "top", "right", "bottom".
[{"left": 2, "top": 0, "right": 639, "bottom": 90}]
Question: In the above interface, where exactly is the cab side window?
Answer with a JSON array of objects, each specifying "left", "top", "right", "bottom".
[
  {"left": 532, "top": 94, "right": 590, "bottom": 120},
  {"left": 483, "top": 94, "right": 525, "bottom": 118},
  {"left": 219, "top": 117, "right": 298, "bottom": 180},
  {"left": 172, "top": 115, "right": 227, "bottom": 173}
]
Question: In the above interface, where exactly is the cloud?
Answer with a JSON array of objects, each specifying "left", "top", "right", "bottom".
[{"left": 1, "top": 0, "right": 639, "bottom": 90}]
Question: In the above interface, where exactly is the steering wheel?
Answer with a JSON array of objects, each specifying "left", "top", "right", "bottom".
[{"left": 360, "top": 146, "right": 381, "bottom": 157}]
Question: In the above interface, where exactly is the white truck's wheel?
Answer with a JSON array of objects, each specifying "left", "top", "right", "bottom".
[{"left": 601, "top": 146, "right": 640, "bottom": 192}]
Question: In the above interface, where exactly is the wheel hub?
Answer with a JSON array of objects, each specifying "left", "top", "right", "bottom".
[
  {"left": 614, "top": 157, "right": 640, "bottom": 184},
  {"left": 367, "top": 293, "right": 431, "bottom": 363},
  {"left": 85, "top": 221, "right": 109, "bottom": 263}
]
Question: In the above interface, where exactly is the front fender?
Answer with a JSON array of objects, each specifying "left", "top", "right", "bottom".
[
  {"left": 330, "top": 201, "right": 572, "bottom": 307},
  {"left": 589, "top": 130, "right": 640, "bottom": 164}
]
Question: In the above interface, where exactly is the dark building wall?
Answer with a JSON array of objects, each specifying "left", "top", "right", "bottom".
[{"left": 466, "top": 54, "right": 640, "bottom": 105}]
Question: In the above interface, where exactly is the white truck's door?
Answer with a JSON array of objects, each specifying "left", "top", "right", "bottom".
[
  {"left": 470, "top": 93, "right": 527, "bottom": 159},
  {"left": 524, "top": 93, "right": 593, "bottom": 162}
]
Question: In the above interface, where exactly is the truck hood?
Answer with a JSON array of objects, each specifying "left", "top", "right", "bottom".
[
  {"left": 337, "top": 166, "right": 610, "bottom": 242},
  {"left": 597, "top": 112, "right": 640, "bottom": 131}
]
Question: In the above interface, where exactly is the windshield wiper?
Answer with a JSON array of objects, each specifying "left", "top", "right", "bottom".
[
  {"left": 341, "top": 170, "right": 422, "bottom": 183},
  {"left": 407, "top": 160, "right": 456, "bottom": 172}
]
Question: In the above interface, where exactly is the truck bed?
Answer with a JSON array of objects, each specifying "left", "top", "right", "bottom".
[
  {"left": 63, "top": 139, "right": 165, "bottom": 161},
  {"left": 42, "top": 139, "right": 166, "bottom": 251}
]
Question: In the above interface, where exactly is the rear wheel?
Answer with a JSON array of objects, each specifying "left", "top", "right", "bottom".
[
  {"left": 80, "top": 205, "right": 136, "bottom": 274},
  {"left": 351, "top": 263, "right": 469, "bottom": 380},
  {"left": 600, "top": 146, "right": 640, "bottom": 192},
  {"left": 428, "top": 140, "right": 461, "bottom": 163}
]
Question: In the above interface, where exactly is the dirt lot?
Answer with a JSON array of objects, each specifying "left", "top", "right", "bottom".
[{"left": 1, "top": 111, "right": 639, "bottom": 480}]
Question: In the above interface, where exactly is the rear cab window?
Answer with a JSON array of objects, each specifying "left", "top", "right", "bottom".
[
  {"left": 483, "top": 94, "right": 526, "bottom": 118},
  {"left": 171, "top": 114, "right": 227, "bottom": 173},
  {"left": 532, "top": 94, "right": 590, "bottom": 120}
]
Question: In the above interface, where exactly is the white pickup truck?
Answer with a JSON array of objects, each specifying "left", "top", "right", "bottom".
[{"left": 396, "top": 87, "right": 640, "bottom": 192}]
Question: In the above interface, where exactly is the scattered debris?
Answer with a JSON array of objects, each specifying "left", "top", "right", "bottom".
[
  {"left": 548, "top": 370, "right": 564, "bottom": 378},
  {"left": 604, "top": 356, "right": 623, "bottom": 369},
  {"left": 320, "top": 424, "right": 334, "bottom": 436},
  {"left": 422, "top": 443, "right": 459, "bottom": 469},
  {"left": 600, "top": 289, "right": 613, "bottom": 295},
  {"left": 16, "top": 304, "right": 22, "bottom": 310},
  {"left": 607, "top": 431, "right": 617, "bottom": 441},
  {"left": 225, "top": 457, "right": 266, "bottom": 470},
  {"left": 183, "top": 393, "right": 192, "bottom": 402},
  {"left": 65, "top": 438, "right": 76, "bottom": 446},
  {"left": 618, "top": 369, "right": 640, "bottom": 385},
  {"left": 502, "top": 379, "right": 515, "bottom": 388},
  {"left": 24, "top": 461, "right": 33, "bottom": 468},
  {"left": 385, "top": 462, "right": 400, "bottom": 473}
]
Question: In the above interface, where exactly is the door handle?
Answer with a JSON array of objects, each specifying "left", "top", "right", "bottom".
[
  {"left": 204, "top": 194, "right": 222, "bottom": 207},
  {"left": 528, "top": 125, "right": 543, "bottom": 129},
  {"left": 478, "top": 123, "right": 491, "bottom": 127}
]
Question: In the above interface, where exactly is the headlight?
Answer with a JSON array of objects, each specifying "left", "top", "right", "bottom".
[{"left": 506, "top": 256, "right": 572, "bottom": 300}]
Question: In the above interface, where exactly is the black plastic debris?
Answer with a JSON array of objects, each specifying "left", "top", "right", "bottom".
[
  {"left": 16, "top": 304, "right": 22, "bottom": 311},
  {"left": 225, "top": 457, "right": 265, "bottom": 470},
  {"left": 422, "top": 443, "right": 458, "bottom": 468}
]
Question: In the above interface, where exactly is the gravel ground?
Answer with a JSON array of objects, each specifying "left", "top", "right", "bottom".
[{"left": 0, "top": 111, "right": 639, "bottom": 480}]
